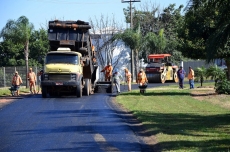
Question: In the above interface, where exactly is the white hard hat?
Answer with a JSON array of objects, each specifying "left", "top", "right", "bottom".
[{"left": 114, "top": 69, "right": 118, "bottom": 73}]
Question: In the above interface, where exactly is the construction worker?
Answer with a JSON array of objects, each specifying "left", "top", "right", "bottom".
[
  {"left": 37, "top": 69, "right": 44, "bottom": 94},
  {"left": 188, "top": 66, "right": 195, "bottom": 89},
  {"left": 124, "top": 68, "right": 132, "bottom": 91},
  {"left": 101, "top": 62, "right": 113, "bottom": 81},
  {"left": 137, "top": 69, "right": 148, "bottom": 86},
  {"left": 113, "top": 69, "right": 123, "bottom": 94},
  {"left": 11, "top": 71, "right": 23, "bottom": 96},
  {"left": 177, "top": 66, "right": 186, "bottom": 89},
  {"left": 27, "top": 67, "right": 37, "bottom": 94}
]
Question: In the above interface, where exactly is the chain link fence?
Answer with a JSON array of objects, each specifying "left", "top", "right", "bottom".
[{"left": 0, "top": 66, "right": 41, "bottom": 88}]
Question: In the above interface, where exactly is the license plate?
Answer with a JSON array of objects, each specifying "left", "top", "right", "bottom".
[{"left": 55, "top": 82, "right": 63, "bottom": 85}]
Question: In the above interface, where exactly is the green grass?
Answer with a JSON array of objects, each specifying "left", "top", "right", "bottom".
[
  {"left": 116, "top": 82, "right": 230, "bottom": 152},
  {"left": 0, "top": 87, "right": 30, "bottom": 96}
]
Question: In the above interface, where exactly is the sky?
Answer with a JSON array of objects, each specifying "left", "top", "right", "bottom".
[{"left": 0, "top": 0, "right": 188, "bottom": 31}]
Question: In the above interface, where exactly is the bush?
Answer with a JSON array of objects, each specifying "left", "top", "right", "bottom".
[{"left": 215, "top": 79, "right": 230, "bottom": 94}]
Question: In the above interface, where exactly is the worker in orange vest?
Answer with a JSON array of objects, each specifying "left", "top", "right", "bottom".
[
  {"left": 27, "top": 67, "right": 37, "bottom": 94},
  {"left": 11, "top": 71, "right": 23, "bottom": 96},
  {"left": 137, "top": 69, "right": 148, "bottom": 86},
  {"left": 101, "top": 63, "right": 113, "bottom": 81},
  {"left": 124, "top": 68, "right": 132, "bottom": 91}
]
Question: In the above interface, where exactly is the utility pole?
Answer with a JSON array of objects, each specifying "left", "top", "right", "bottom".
[{"left": 121, "top": 0, "right": 140, "bottom": 82}]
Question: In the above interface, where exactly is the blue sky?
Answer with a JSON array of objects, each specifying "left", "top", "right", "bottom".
[{"left": 0, "top": 0, "right": 188, "bottom": 31}]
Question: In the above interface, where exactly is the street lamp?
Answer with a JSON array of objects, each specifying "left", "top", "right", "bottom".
[{"left": 121, "top": 0, "right": 140, "bottom": 82}]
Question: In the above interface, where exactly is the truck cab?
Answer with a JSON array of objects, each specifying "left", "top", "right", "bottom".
[{"left": 41, "top": 20, "right": 98, "bottom": 98}]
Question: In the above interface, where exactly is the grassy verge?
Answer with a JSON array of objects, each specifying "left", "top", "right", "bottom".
[
  {"left": 0, "top": 87, "right": 30, "bottom": 96},
  {"left": 116, "top": 82, "right": 230, "bottom": 152}
]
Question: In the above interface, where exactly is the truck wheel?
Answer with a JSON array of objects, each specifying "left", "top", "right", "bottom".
[
  {"left": 83, "top": 79, "right": 90, "bottom": 96},
  {"left": 173, "top": 72, "right": 178, "bottom": 83},
  {"left": 76, "top": 85, "right": 82, "bottom": 98},
  {"left": 42, "top": 87, "right": 47, "bottom": 98},
  {"left": 107, "top": 82, "right": 113, "bottom": 93},
  {"left": 161, "top": 73, "right": 166, "bottom": 83}
]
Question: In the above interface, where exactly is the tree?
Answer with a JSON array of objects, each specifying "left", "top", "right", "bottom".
[
  {"left": 29, "top": 28, "right": 49, "bottom": 67},
  {"left": 143, "top": 29, "right": 166, "bottom": 55},
  {"left": 113, "top": 26, "right": 142, "bottom": 80},
  {"left": 89, "top": 15, "right": 128, "bottom": 79},
  {"left": 128, "top": 3, "right": 185, "bottom": 64},
  {"left": 206, "top": 65, "right": 226, "bottom": 86},
  {"left": 0, "top": 16, "right": 34, "bottom": 87},
  {"left": 0, "top": 40, "right": 24, "bottom": 66},
  {"left": 194, "top": 66, "right": 206, "bottom": 87},
  {"left": 184, "top": 0, "right": 230, "bottom": 79}
]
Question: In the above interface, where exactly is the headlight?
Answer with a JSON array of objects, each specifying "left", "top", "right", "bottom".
[{"left": 71, "top": 74, "right": 76, "bottom": 80}]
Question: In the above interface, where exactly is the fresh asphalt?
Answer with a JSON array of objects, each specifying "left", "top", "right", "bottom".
[{"left": 0, "top": 82, "right": 174, "bottom": 152}]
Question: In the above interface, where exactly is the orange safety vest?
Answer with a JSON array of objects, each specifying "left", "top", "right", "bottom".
[
  {"left": 125, "top": 71, "right": 132, "bottom": 81},
  {"left": 12, "top": 75, "right": 22, "bottom": 85},
  {"left": 27, "top": 72, "right": 36, "bottom": 82},
  {"left": 102, "top": 65, "right": 113, "bottom": 76},
  {"left": 137, "top": 72, "right": 147, "bottom": 84},
  {"left": 188, "top": 69, "right": 194, "bottom": 80}
]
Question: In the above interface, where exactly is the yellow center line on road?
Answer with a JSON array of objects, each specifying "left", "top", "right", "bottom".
[{"left": 93, "top": 134, "right": 121, "bottom": 152}]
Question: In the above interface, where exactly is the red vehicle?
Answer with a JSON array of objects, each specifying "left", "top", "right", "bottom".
[{"left": 145, "top": 54, "right": 178, "bottom": 83}]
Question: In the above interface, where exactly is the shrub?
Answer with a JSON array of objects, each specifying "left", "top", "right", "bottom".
[{"left": 215, "top": 79, "right": 230, "bottom": 94}]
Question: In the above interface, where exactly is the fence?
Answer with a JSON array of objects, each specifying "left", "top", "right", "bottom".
[
  {"left": 0, "top": 66, "right": 41, "bottom": 88},
  {"left": 183, "top": 60, "right": 214, "bottom": 76}
]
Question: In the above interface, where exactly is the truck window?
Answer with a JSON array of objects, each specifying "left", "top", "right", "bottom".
[{"left": 45, "top": 54, "right": 79, "bottom": 65}]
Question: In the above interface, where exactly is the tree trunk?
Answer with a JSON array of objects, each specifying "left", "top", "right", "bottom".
[
  {"left": 25, "top": 41, "right": 29, "bottom": 88},
  {"left": 134, "top": 49, "right": 139, "bottom": 82}
]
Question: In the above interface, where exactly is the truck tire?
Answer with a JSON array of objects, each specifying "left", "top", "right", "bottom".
[
  {"left": 83, "top": 79, "right": 90, "bottom": 96},
  {"left": 42, "top": 87, "right": 47, "bottom": 98},
  {"left": 107, "top": 83, "right": 113, "bottom": 93},
  {"left": 161, "top": 73, "right": 166, "bottom": 83},
  {"left": 76, "top": 85, "right": 82, "bottom": 98},
  {"left": 173, "top": 72, "right": 178, "bottom": 83}
]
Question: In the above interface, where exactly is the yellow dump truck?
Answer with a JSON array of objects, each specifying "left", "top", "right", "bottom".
[{"left": 41, "top": 20, "right": 111, "bottom": 98}]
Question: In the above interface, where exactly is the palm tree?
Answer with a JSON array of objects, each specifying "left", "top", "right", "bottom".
[
  {"left": 113, "top": 26, "right": 142, "bottom": 81},
  {"left": 0, "top": 16, "right": 34, "bottom": 88},
  {"left": 194, "top": 66, "right": 206, "bottom": 87},
  {"left": 144, "top": 29, "right": 167, "bottom": 54},
  {"left": 206, "top": 65, "right": 226, "bottom": 86}
]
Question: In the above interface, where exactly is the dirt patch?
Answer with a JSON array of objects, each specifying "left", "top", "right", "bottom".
[
  {"left": 190, "top": 88, "right": 230, "bottom": 109},
  {"left": 0, "top": 98, "right": 16, "bottom": 108},
  {"left": 0, "top": 92, "right": 31, "bottom": 108},
  {"left": 190, "top": 88, "right": 217, "bottom": 96},
  {"left": 192, "top": 94, "right": 230, "bottom": 109}
]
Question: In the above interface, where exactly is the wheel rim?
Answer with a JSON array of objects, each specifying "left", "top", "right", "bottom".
[
  {"left": 174, "top": 73, "right": 178, "bottom": 82},
  {"left": 161, "top": 74, "right": 166, "bottom": 83}
]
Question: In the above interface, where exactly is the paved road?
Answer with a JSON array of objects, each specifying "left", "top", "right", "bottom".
[{"left": 0, "top": 82, "right": 174, "bottom": 152}]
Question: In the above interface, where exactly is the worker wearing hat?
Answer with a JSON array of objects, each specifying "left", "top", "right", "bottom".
[
  {"left": 124, "top": 68, "right": 132, "bottom": 91},
  {"left": 113, "top": 68, "right": 123, "bottom": 94},
  {"left": 27, "top": 67, "right": 37, "bottom": 94},
  {"left": 188, "top": 66, "right": 195, "bottom": 89},
  {"left": 137, "top": 69, "right": 148, "bottom": 86},
  {"left": 177, "top": 66, "right": 186, "bottom": 89},
  {"left": 11, "top": 71, "right": 23, "bottom": 96},
  {"left": 101, "top": 62, "right": 113, "bottom": 81}
]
